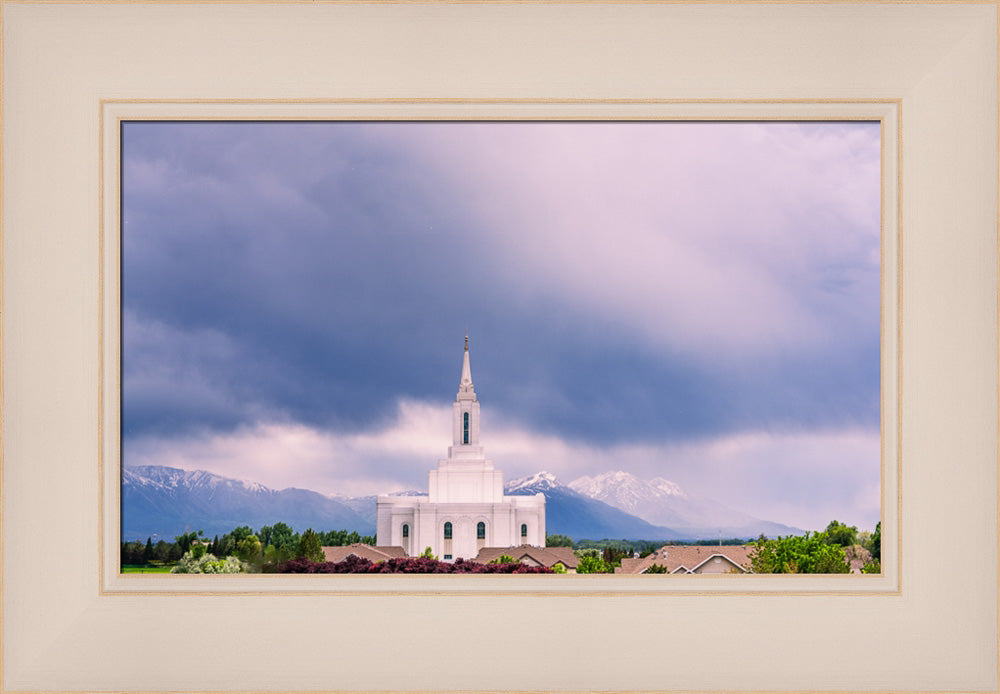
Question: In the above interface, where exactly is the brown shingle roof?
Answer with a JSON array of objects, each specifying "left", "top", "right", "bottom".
[
  {"left": 472, "top": 545, "right": 579, "bottom": 569},
  {"left": 321, "top": 544, "right": 406, "bottom": 563},
  {"left": 616, "top": 545, "right": 752, "bottom": 574}
]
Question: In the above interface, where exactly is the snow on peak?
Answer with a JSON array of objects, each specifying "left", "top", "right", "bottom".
[
  {"left": 126, "top": 464, "right": 272, "bottom": 495},
  {"left": 649, "top": 477, "right": 685, "bottom": 497},
  {"left": 568, "top": 470, "right": 686, "bottom": 512},
  {"left": 504, "top": 470, "right": 562, "bottom": 493}
]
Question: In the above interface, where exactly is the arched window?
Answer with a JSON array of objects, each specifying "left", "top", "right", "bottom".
[
  {"left": 477, "top": 522, "right": 486, "bottom": 539},
  {"left": 463, "top": 412, "right": 469, "bottom": 444},
  {"left": 444, "top": 522, "right": 453, "bottom": 540},
  {"left": 402, "top": 524, "right": 409, "bottom": 538},
  {"left": 520, "top": 523, "right": 528, "bottom": 539}
]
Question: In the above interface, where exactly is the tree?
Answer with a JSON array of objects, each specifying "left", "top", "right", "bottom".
[
  {"left": 576, "top": 555, "right": 612, "bottom": 574},
  {"left": 230, "top": 525, "right": 254, "bottom": 543},
  {"left": 143, "top": 537, "right": 154, "bottom": 563},
  {"left": 297, "top": 528, "right": 325, "bottom": 563},
  {"left": 749, "top": 532, "right": 850, "bottom": 573},
  {"left": 174, "top": 530, "right": 200, "bottom": 554},
  {"left": 490, "top": 554, "right": 517, "bottom": 564},
  {"left": 269, "top": 522, "right": 298, "bottom": 553},
  {"left": 546, "top": 534, "right": 575, "bottom": 548},
  {"left": 419, "top": 547, "right": 437, "bottom": 560},
  {"left": 237, "top": 534, "right": 262, "bottom": 562},
  {"left": 643, "top": 563, "right": 670, "bottom": 574},
  {"left": 870, "top": 521, "right": 881, "bottom": 560},
  {"left": 823, "top": 520, "right": 858, "bottom": 547},
  {"left": 153, "top": 540, "right": 171, "bottom": 563}
]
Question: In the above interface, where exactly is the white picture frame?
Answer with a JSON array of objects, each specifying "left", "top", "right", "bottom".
[{"left": 2, "top": 2, "right": 996, "bottom": 691}]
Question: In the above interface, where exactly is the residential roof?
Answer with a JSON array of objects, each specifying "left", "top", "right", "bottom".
[
  {"left": 616, "top": 545, "right": 753, "bottom": 574},
  {"left": 321, "top": 543, "right": 406, "bottom": 563},
  {"left": 472, "top": 545, "right": 580, "bottom": 569}
]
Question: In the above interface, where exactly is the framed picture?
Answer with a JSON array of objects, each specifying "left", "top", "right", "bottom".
[{"left": 2, "top": 2, "right": 996, "bottom": 692}]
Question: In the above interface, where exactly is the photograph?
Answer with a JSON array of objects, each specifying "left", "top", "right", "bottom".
[{"left": 120, "top": 120, "right": 883, "bottom": 576}]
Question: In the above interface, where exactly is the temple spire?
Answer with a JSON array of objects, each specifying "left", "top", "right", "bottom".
[{"left": 459, "top": 334, "right": 474, "bottom": 392}]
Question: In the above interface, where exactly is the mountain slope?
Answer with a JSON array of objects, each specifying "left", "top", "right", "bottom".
[
  {"left": 122, "top": 465, "right": 375, "bottom": 540},
  {"left": 568, "top": 470, "right": 803, "bottom": 539},
  {"left": 504, "top": 472, "right": 684, "bottom": 541}
]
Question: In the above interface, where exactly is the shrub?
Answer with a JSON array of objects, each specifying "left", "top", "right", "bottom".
[
  {"left": 170, "top": 550, "right": 246, "bottom": 574},
  {"left": 862, "top": 558, "right": 881, "bottom": 574},
  {"left": 275, "top": 556, "right": 554, "bottom": 574}
]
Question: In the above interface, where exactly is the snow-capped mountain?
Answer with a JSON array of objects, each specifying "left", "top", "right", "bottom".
[
  {"left": 504, "top": 471, "right": 684, "bottom": 541},
  {"left": 122, "top": 465, "right": 374, "bottom": 541},
  {"left": 504, "top": 470, "right": 563, "bottom": 494},
  {"left": 567, "top": 470, "right": 802, "bottom": 539},
  {"left": 570, "top": 471, "right": 686, "bottom": 513}
]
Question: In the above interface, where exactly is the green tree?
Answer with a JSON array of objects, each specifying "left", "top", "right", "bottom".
[
  {"left": 296, "top": 528, "right": 325, "bottom": 562},
  {"left": 420, "top": 547, "right": 437, "bottom": 560},
  {"left": 152, "top": 540, "right": 171, "bottom": 563},
  {"left": 269, "top": 522, "right": 298, "bottom": 553},
  {"left": 644, "top": 563, "right": 670, "bottom": 574},
  {"left": 546, "top": 534, "right": 575, "bottom": 548},
  {"left": 143, "top": 537, "right": 154, "bottom": 563},
  {"left": 870, "top": 521, "right": 881, "bottom": 560},
  {"left": 174, "top": 530, "right": 201, "bottom": 554},
  {"left": 237, "top": 534, "right": 263, "bottom": 562},
  {"left": 823, "top": 520, "right": 858, "bottom": 547},
  {"left": 576, "top": 555, "right": 612, "bottom": 574},
  {"left": 490, "top": 554, "right": 517, "bottom": 564},
  {"left": 230, "top": 526, "right": 254, "bottom": 543},
  {"left": 750, "top": 532, "right": 850, "bottom": 573}
]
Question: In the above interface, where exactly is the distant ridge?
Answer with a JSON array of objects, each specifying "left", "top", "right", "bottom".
[
  {"left": 503, "top": 472, "right": 684, "bottom": 541},
  {"left": 567, "top": 470, "right": 803, "bottom": 539},
  {"left": 121, "top": 465, "right": 374, "bottom": 540}
]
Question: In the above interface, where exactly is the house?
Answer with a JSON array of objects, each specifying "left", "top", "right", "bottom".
[
  {"left": 321, "top": 543, "right": 407, "bottom": 564},
  {"left": 473, "top": 545, "right": 579, "bottom": 573},
  {"left": 376, "top": 337, "right": 546, "bottom": 561},
  {"left": 616, "top": 545, "right": 753, "bottom": 574}
]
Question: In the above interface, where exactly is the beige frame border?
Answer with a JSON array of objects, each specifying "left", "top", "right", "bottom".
[
  {"left": 99, "top": 99, "right": 901, "bottom": 597},
  {"left": 3, "top": 2, "right": 997, "bottom": 692}
]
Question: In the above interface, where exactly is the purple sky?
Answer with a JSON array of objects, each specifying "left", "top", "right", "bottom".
[{"left": 122, "top": 121, "right": 881, "bottom": 531}]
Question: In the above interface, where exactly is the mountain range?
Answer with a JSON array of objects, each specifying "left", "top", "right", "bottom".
[
  {"left": 122, "top": 465, "right": 801, "bottom": 543},
  {"left": 121, "top": 466, "right": 373, "bottom": 541}
]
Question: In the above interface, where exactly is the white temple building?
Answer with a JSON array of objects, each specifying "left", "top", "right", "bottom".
[{"left": 375, "top": 338, "right": 546, "bottom": 560}]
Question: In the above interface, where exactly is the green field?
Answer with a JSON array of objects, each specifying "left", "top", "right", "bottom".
[{"left": 121, "top": 565, "right": 173, "bottom": 574}]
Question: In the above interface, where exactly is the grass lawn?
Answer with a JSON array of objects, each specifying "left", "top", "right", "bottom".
[{"left": 121, "top": 565, "right": 173, "bottom": 574}]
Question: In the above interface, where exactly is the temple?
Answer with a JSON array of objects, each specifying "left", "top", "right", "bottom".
[{"left": 375, "top": 338, "right": 546, "bottom": 560}]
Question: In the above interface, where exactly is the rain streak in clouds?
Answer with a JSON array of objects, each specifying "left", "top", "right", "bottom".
[{"left": 122, "top": 121, "right": 881, "bottom": 531}]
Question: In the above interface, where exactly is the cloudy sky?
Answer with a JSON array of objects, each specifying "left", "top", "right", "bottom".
[{"left": 121, "top": 120, "right": 881, "bottom": 531}]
